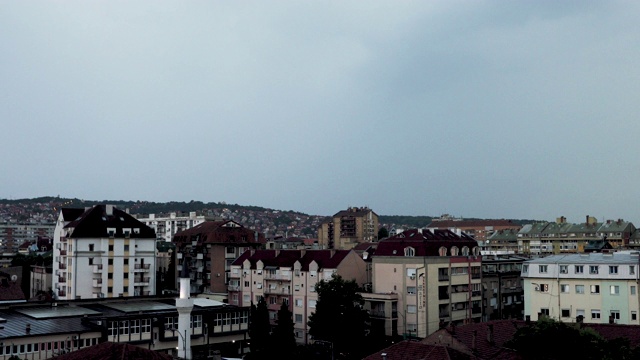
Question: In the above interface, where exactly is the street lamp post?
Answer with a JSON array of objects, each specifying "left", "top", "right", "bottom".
[{"left": 171, "top": 328, "right": 187, "bottom": 359}]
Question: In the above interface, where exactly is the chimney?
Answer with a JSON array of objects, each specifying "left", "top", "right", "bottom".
[
  {"left": 106, "top": 204, "right": 114, "bottom": 216},
  {"left": 471, "top": 330, "right": 477, "bottom": 351},
  {"left": 487, "top": 324, "right": 494, "bottom": 344}
]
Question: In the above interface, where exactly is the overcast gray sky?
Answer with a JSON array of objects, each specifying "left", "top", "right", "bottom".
[{"left": 2, "top": 1, "right": 640, "bottom": 222}]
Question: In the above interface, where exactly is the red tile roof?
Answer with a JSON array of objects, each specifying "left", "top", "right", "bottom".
[
  {"left": 51, "top": 341, "right": 173, "bottom": 360},
  {"left": 362, "top": 340, "right": 477, "bottom": 360},
  {"left": 375, "top": 229, "right": 479, "bottom": 257},
  {"left": 232, "top": 249, "right": 353, "bottom": 271},
  {"left": 173, "top": 220, "right": 265, "bottom": 245}
]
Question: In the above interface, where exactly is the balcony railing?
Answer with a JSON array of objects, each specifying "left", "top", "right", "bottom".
[
  {"left": 93, "top": 264, "right": 103, "bottom": 273},
  {"left": 58, "top": 291, "right": 66, "bottom": 297},
  {"left": 93, "top": 279, "right": 103, "bottom": 287},
  {"left": 58, "top": 277, "right": 66, "bottom": 283},
  {"left": 59, "top": 263, "right": 67, "bottom": 270},
  {"left": 264, "top": 273, "right": 292, "bottom": 281},
  {"left": 264, "top": 287, "right": 291, "bottom": 295},
  {"left": 59, "top": 250, "right": 67, "bottom": 256},
  {"left": 369, "top": 310, "right": 386, "bottom": 318},
  {"left": 438, "top": 275, "right": 449, "bottom": 282},
  {"left": 228, "top": 285, "right": 241, "bottom": 291}
]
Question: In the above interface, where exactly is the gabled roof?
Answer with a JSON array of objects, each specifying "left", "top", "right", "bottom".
[
  {"left": 65, "top": 205, "right": 155, "bottom": 239},
  {"left": 362, "top": 340, "right": 477, "bottom": 360},
  {"left": 374, "top": 229, "right": 478, "bottom": 257},
  {"left": 52, "top": 341, "right": 173, "bottom": 360},
  {"left": 173, "top": 220, "right": 265, "bottom": 245},
  {"left": 428, "top": 219, "right": 520, "bottom": 229},
  {"left": 232, "top": 249, "right": 354, "bottom": 271}
]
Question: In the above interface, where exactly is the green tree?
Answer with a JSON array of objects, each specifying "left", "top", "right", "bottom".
[
  {"left": 377, "top": 227, "right": 389, "bottom": 239},
  {"left": 271, "top": 302, "right": 296, "bottom": 359},
  {"left": 505, "top": 317, "right": 633, "bottom": 360},
  {"left": 308, "top": 274, "right": 369, "bottom": 359},
  {"left": 248, "top": 297, "right": 271, "bottom": 355}
]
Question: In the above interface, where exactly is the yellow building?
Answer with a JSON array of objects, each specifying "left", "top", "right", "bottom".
[{"left": 318, "top": 207, "right": 378, "bottom": 249}]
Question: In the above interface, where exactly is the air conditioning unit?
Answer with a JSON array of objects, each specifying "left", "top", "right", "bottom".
[{"left": 410, "top": 275, "right": 416, "bottom": 280}]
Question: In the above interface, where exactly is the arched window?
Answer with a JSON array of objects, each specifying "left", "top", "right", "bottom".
[
  {"left": 462, "top": 246, "right": 469, "bottom": 256},
  {"left": 404, "top": 247, "right": 415, "bottom": 257},
  {"left": 451, "top": 246, "right": 459, "bottom": 256},
  {"left": 439, "top": 247, "right": 447, "bottom": 256},
  {"left": 472, "top": 247, "right": 480, "bottom": 256}
]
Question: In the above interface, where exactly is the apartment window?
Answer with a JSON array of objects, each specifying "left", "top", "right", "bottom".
[
  {"left": 108, "top": 286, "right": 113, "bottom": 293},
  {"left": 590, "top": 285, "right": 600, "bottom": 294},
  {"left": 575, "top": 285, "right": 585, "bottom": 294},
  {"left": 589, "top": 265, "right": 599, "bottom": 274},
  {"left": 191, "top": 315, "right": 202, "bottom": 329},
  {"left": 610, "top": 285, "right": 620, "bottom": 295},
  {"left": 119, "top": 321, "right": 129, "bottom": 335},
  {"left": 226, "top": 246, "right": 235, "bottom": 254},
  {"left": 295, "top": 299, "right": 303, "bottom": 307},
  {"left": 591, "top": 309, "right": 601, "bottom": 319},
  {"left": 609, "top": 266, "right": 619, "bottom": 274},
  {"left": 89, "top": 257, "right": 93, "bottom": 265},
  {"left": 576, "top": 309, "right": 585, "bottom": 319},
  {"left": 561, "top": 284, "right": 570, "bottom": 293},
  {"left": 124, "top": 273, "right": 128, "bottom": 279},
  {"left": 611, "top": 310, "right": 620, "bottom": 321},
  {"left": 632, "top": 311, "right": 637, "bottom": 321},
  {"left": 407, "top": 286, "right": 416, "bottom": 295},
  {"left": 539, "top": 265, "right": 548, "bottom": 273},
  {"left": 407, "top": 268, "right": 417, "bottom": 277},
  {"left": 632, "top": 286, "right": 636, "bottom": 295},
  {"left": 559, "top": 265, "right": 568, "bottom": 274},
  {"left": 142, "top": 319, "right": 151, "bottom": 333},
  {"left": 89, "top": 244, "right": 94, "bottom": 251},
  {"left": 407, "top": 305, "right": 416, "bottom": 314},
  {"left": 295, "top": 314, "right": 303, "bottom": 323},
  {"left": 109, "top": 244, "right": 114, "bottom": 252},
  {"left": 269, "top": 297, "right": 277, "bottom": 305},
  {"left": 243, "top": 294, "right": 250, "bottom": 303},
  {"left": 561, "top": 309, "right": 571, "bottom": 318},
  {"left": 522, "top": 265, "right": 528, "bottom": 273},
  {"left": 404, "top": 247, "right": 415, "bottom": 257},
  {"left": 575, "top": 265, "right": 584, "bottom": 274},
  {"left": 124, "top": 259, "right": 129, "bottom": 265},
  {"left": 108, "top": 259, "right": 113, "bottom": 265},
  {"left": 540, "top": 308, "right": 550, "bottom": 316},
  {"left": 309, "top": 300, "right": 317, "bottom": 308},
  {"left": 108, "top": 273, "right": 113, "bottom": 279},
  {"left": 631, "top": 266, "right": 636, "bottom": 275},
  {"left": 130, "top": 319, "right": 140, "bottom": 334},
  {"left": 124, "top": 245, "right": 130, "bottom": 252}
]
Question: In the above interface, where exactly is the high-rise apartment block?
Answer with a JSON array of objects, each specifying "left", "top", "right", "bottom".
[
  {"left": 52, "top": 205, "right": 157, "bottom": 299},
  {"left": 135, "top": 212, "right": 214, "bottom": 242},
  {"left": 318, "top": 207, "right": 378, "bottom": 249}
]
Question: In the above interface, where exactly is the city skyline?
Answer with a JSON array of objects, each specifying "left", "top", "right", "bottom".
[{"left": 3, "top": 2, "right": 640, "bottom": 223}]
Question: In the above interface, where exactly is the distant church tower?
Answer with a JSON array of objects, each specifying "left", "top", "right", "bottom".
[{"left": 176, "top": 254, "right": 194, "bottom": 359}]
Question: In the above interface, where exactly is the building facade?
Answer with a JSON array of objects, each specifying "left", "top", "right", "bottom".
[
  {"left": 518, "top": 216, "right": 636, "bottom": 256},
  {"left": 364, "top": 229, "right": 482, "bottom": 339},
  {"left": 228, "top": 249, "right": 367, "bottom": 344},
  {"left": 52, "top": 205, "right": 157, "bottom": 300},
  {"left": 522, "top": 252, "right": 640, "bottom": 325},
  {"left": 481, "top": 256, "right": 526, "bottom": 321},
  {"left": 172, "top": 220, "right": 266, "bottom": 296},
  {"left": 318, "top": 207, "right": 378, "bottom": 250},
  {"left": 427, "top": 216, "right": 522, "bottom": 243},
  {"left": 135, "top": 212, "right": 214, "bottom": 243},
  {"left": 0, "top": 221, "right": 54, "bottom": 253}
]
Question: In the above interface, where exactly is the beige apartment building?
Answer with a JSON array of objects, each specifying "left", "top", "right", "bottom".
[
  {"left": 228, "top": 249, "right": 367, "bottom": 344},
  {"left": 522, "top": 252, "right": 640, "bottom": 325},
  {"left": 518, "top": 216, "right": 636, "bottom": 256},
  {"left": 318, "top": 207, "right": 378, "bottom": 250},
  {"left": 363, "top": 229, "right": 482, "bottom": 339}
]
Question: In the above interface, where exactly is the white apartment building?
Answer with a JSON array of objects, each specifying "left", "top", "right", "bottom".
[
  {"left": 522, "top": 251, "right": 640, "bottom": 325},
  {"left": 135, "top": 212, "right": 212, "bottom": 242},
  {"left": 52, "top": 205, "right": 157, "bottom": 300},
  {"left": 228, "top": 249, "right": 367, "bottom": 344}
]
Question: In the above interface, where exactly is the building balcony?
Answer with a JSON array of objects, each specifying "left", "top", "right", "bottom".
[
  {"left": 93, "top": 264, "right": 103, "bottom": 273},
  {"left": 58, "top": 277, "right": 66, "bottom": 283},
  {"left": 134, "top": 264, "right": 151, "bottom": 272},
  {"left": 438, "top": 275, "right": 449, "bottom": 282},
  {"left": 134, "top": 277, "right": 150, "bottom": 286},
  {"left": 228, "top": 285, "right": 241, "bottom": 292},
  {"left": 59, "top": 263, "right": 67, "bottom": 270},
  {"left": 93, "top": 278, "right": 102, "bottom": 287},
  {"left": 197, "top": 253, "right": 203, "bottom": 260},
  {"left": 265, "top": 287, "right": 291, "bottom": 295},
  {"left": 59, "top": 250, "right": 67, "bottom": 256},
  {"left": 229, "top": 272, "right": 241, "bottom": 278},
  {"left": 264, "top": 273, "right": 292, "bottom": 281},
  {"left": 58, "top": 290, "right": 66, "bottom": 297},
  {"left": 60, "top": 237, "right": 67, "bottom": 242}
]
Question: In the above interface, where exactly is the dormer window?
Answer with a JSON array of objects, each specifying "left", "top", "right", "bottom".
[
  {"left": 404, "top": 247, "right": 415, "bottom": 257},
  {"left": 472, "top": 247, "right": 480, "bottom": 256},
  {"left": 451, "top": 246, "right": 459, "bottom": 256},
  {"left": 439, "top": 247, "right": 447, "bottom": 256},
  {"left": 461, "top": 246, "right": 469, "bottom": 256},
  {"left": 133, "top": 228, "right": 140, "bottom": 234},
  {"left": 107, "top": 228, "right": 116, "bottom": 238},
  {"left": 123, "top": 228, "right": 131, "bottom": 238}
]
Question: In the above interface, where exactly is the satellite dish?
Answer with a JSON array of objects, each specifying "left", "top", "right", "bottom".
[{"left": 11, "top": 275, "right": 18, "bottom": 282}]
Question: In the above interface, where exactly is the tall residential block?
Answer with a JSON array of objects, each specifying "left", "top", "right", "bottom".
[{"left": 318, "top": 207, "right": 378, "bottom": 249}]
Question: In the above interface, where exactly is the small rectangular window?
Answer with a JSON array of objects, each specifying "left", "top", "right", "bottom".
[{"left": 575, "top": 265, "right": 584, "bottom": 274}]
